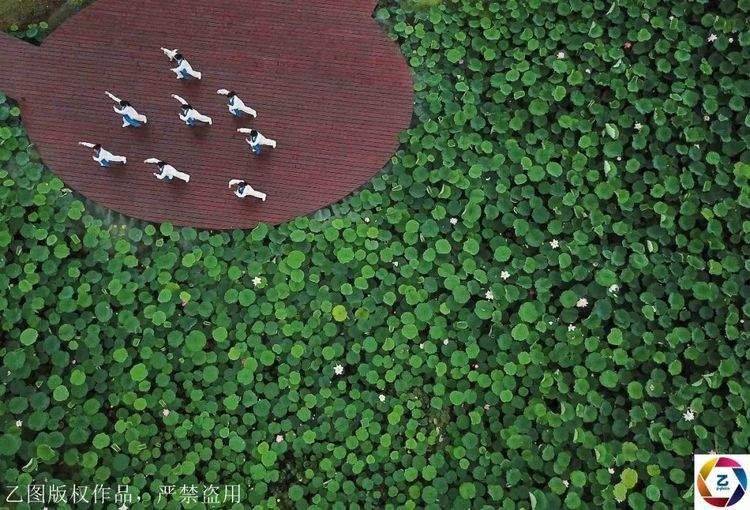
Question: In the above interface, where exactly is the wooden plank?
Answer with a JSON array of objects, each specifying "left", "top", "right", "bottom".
[{"left": 0, "top": 0, "right": 413, "bottom": 230}]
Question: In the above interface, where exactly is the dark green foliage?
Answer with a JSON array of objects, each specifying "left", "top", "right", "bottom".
[{"left": 1, "top": 0, "right": 750, "bottom": 508}]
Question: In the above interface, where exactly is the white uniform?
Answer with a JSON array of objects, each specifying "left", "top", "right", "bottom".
[
  {"left": 229, "top": 179, "right": 266, "bottom": 201},
  {"left": 180, "top": 108, "right": 212, "bottom": 126},
  {"left": 173, "top": 59, "right": 202, "bottom": 80},
  {"left": 79, "top": 142, "right": 127, "bottom": 167},
  {"left": 113, "top": 105, "right": 147, "bottom": 124},
  {"left": 106, "top": 91, "right": 147, "bottom": 127},
  {"left": 172, "top": 94, "right": 211, "bottom": 125},
  {"left": 238, "top": 128, "right": 276, "bottom": 153},
  {"left": 228, "top": 95, "right": 257, "bottom": 117},
  {"left": 95, "top": 148, "right": 127, "bottom": 166},
  {"left": 154, "top": 164, "right": 190, "bottom": 182}
]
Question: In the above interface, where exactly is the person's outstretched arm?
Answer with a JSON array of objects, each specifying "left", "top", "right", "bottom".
[
  {"left": 171, "top": 94, "right": 189, "bottom": 106},
  {"left": 161, "top": 47, "right": 178, "bottom": 60},
  {"left": 105, "top": 91, "right": 121, "bottom": 103}
]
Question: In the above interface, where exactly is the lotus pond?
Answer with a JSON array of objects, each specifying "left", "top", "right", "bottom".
[{"left": 1, "top": 0, "right": 749, "bottom": 508}]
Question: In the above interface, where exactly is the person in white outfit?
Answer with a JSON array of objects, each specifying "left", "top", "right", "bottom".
[
  {"left": 217, "top": 89, "right": 257, "bottom": 118},
  {"left": 79, "top": 142, "right": 127, "bottom": 167},
  {"left": 106, "top": 91, "right": 147, "bottom": 128},
  {"left": 172, "top": 95, "right": 212, "bottom": 126},
  {"left": 161, "top": 47, "right": 202, "bottom": 80},
  {"left": 237, "top": 128, "right": 276, "bottom": 155},
  {"left": 144, "top": 158, "right": 190, "bottom": 182},
  {"left": 229, "top": 179, "right": 266, "bottom": 201}
]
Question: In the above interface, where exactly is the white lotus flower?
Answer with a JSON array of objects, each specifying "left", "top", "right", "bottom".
[
  {"left": 450, "top": 218, "right": 458, "bottom": 225},
  {"left": 379, "top": 394, "right": 386, "bottom": 402},
  {"left": 252, "top": 276, "right": 262, "bottom": 287},
  {"left": 333, "top": 364, "right": 344, "bottom": 375},
  {"left": 15, "top": 420, "right": 22, "bottom": 427},
  {"left": 275, "top": 434, "right": 284, "bottom": 443},
  {"left": 556, "top": 51, "right": 565, "bottom": 59},
  {"left": 549, "top": 239, "right": 559, "bottom": 249},
  {"left": 568, "top": 324, "right": 576, "bottom": 332},
  {"left": 634, "top": 122, "right": 643, "bottom": 130},
  {"left": 707, "top": 33, "right": 717, "bottom": 42},
  {"left": 501, "top": 270, "right": 510, "bottom": 280},
  {"left": 576, "top": 298, "right": 588, "bottom": 308},
  {"left": 162, "top": 409, "right": 170, "bottom": 417},
  {"left": 683, "top": 408, "right": 695, "bottom": 421},
  {"left": 485, "top": 290, "right": 494, "bottom": 300},
  {"left": 608, "top": 284, "right": 620, "bottom": 293}
]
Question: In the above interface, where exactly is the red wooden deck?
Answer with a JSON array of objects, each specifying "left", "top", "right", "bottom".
[{"left": 0, "top": 0, "right": 413, "bottom": 229}]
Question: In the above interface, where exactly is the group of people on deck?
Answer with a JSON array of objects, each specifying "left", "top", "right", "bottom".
[{"left": 79, "top": 47, "right": 273, "bottom": 202}]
